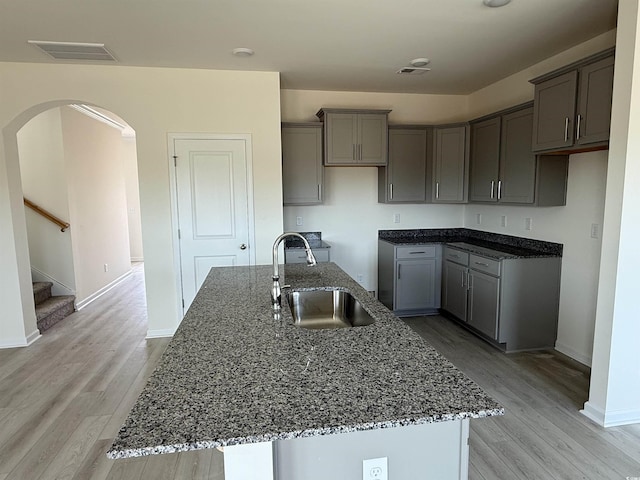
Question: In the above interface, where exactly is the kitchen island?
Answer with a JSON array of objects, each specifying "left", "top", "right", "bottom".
[{"left": 108, "top": 262, "right": 503, "bottom": 479}]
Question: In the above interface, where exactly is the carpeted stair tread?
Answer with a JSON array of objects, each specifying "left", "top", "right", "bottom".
[
  {"left": 33, "top": 281, "right": 53, "bottom": 305},
  {"left": 36, "top": 295, "right": 75, "bottom": 333}
]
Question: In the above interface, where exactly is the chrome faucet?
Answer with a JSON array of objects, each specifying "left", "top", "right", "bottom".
[{"left": 271, "top": 232, "right": 317, "bottom": 310}]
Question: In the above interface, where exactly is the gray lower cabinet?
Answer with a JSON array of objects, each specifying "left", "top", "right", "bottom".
[
  {"left": 441, "top": 245, "right": 561, "bottom": 352},
  {"left": 378, "top": 127, "right": 432, "bottom": 203},
  {"left": 378, "top": 241, "right": 441, "bottom": 316},
  {"left": 531, "top": 48, "right": 614, "bottom": 153},
  {"left": 281, "top": 123, "right": 323, "bottom": 205},
  {"left": 433, "top": 124, "right": 469, "bottom": 203},
  {"left": 469, "top": 104, "right": 569, "bottom": 206},
  {"left": 285, "top": 248, "right": 330, "bottom": 264},
  {"left": 316, "top": 108, "right": 391, "bottom": 166}
]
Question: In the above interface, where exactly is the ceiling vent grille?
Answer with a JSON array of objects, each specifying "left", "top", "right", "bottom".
[
  {"left": 27, "top": 41, "right": 116, "bottom": 61},
  {"left": 396, "top": 67, "right": 431, "bottom": 75}
]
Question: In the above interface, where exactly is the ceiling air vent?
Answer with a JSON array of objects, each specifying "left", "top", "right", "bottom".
[
  {"left": 27, "top": 41, "right": 116, "bottom": 61},
  {"left": 396, "top": 67, "right": 431, "bottom": 75}
]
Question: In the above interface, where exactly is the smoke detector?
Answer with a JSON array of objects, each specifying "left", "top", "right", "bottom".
[{"left": 397, "top": 58, "right": 431, "bottom": 75}]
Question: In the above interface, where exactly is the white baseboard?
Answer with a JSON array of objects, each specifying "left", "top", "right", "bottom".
[
  {"left": 76, "top": 269, "right": 133, "bottom": 310},
  {"left": 581, "top": 401, "right": 640, "bottom": 427},
  {"left": 30, "top": 266, "right": 75, "bottom": 297},
  {"left": 146, "top": 328, "right": 176, "bottom": 339},
  {"left": 555, "top": 341, "right": 592, "bottom": 367},
  {"left": 0, "top": 329, "right": 42, "bottom": 349}
]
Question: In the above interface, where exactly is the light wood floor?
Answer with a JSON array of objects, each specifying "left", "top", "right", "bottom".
[{"left": 1, "top": 265, "right": 639, "bottom": 479}]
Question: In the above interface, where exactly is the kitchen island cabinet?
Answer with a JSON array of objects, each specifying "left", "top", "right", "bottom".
[{"left": 108, "top": 262, "right": 502, "bottom": 479}]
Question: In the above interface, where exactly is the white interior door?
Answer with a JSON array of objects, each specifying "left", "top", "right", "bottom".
[{"left": 173, "top": 137, "right": 253, "bottom": 312}]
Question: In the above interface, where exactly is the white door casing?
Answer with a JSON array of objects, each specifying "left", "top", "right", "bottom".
[{"left": 169, "top": 134, "right": 255, "bottom": 317}]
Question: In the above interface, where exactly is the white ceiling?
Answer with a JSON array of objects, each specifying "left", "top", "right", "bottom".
[{"left": 0, "top": 0, "right": 617, "bottom": 94}]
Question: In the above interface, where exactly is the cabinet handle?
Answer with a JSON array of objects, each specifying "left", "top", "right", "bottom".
[
  {"left": 390, "top": 183, "right": 393, "bottom": 200},
  {"left": 358, "top": 144, "right": 362, "bottom": 161},
  {"left": 317, "top": 184, "right": 321, "bottom": 201},
  {"left": 474, "top": 261, "right": 490, "bottom": 267},
  {"left": 468, "top": 273, "right": 473, "bottom": 289},
  {"left": 436, "top": 182, "right": 440, "bottom": 199},
  {"left": 564, "top": 117, "right": 569, "bottom": 142},
  {"left": 576, "top": 114, "right": 582, "bottom": 140},
  {"left": 490, "top": 180, "right": 495, "bottom": 199},
  {"left": 352, "top": 144, "right": 356, "bottom": 161},
  {"left": 449, "top": 254, "right": 460, "bottom": 259},
  {"left": 398, "top": 264, "right": 401, "bottom": 280},
  {"left": 410, "top": 251, "right": 426, "bottom": 254},
  {"left": 497, "top": 180, "right": 502, "bottom": 200}
]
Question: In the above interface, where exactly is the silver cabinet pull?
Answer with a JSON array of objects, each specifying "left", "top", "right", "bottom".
[
  {"left": 468, "top": 273, "right": 473, "bottom": 289},
  {"left": 497, "top": 180, "right": 502, "bottom": 200},
  {"left": 390, "top": 183, "right": 393, "bottom": 200},
  {"left": 359, "top": 144, "right": 362, "bottom": 161},
  {"left": 474, "top": 261, "right": 490, "bottom": 267},
  {"left": 398, "top": 264, "right": 401, "bottom": 280},
  {"left": 490, "top": 180, "right": 495, "bottom": 199},
  {"left": 409, "top": 251, "right": 426, "bottom": 254},
  {"left": 449, "top": 253, "right": 460, "bottom": 259},
  {"left": 352, "top": 144, "right": 356, "bottom": 161},
  {"left": 436, "top": 182, "right": 440, "bottom": 199},
  {"left": 317, "top": 184, "right": 321, "bottom": 200},
  {"left": 576, "top": 114, "right": 582, "bottom": 140},
  {"left": 564, "top": 117, "right": 569, "bottom": 142}
]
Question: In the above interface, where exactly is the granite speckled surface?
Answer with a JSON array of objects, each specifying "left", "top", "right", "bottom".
[
  {"left": 107, "top": 263, "right": 503, "bottom": 459},
  {"left": 284, "top": 231, "right": 331, "bottom": 249},
  {"left": 379, "top": 228, "right": 562, "bottom": 258}
]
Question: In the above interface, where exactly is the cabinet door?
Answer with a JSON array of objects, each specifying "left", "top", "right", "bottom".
[
  {"left": 499, "top": 107, "right": 536, "bottom": 204},
  {"left": 395, "top": 259, "right": 437, "bottom": 311},
  {"left": 433, "top": 125, "right": 468, "bottom": 203},
  {"left": 442, "top": 261, "right": 468, "bottom": 321},
  {"left": 324, "top": 113, "right": 357, "bottom": 165},
  {"left": 532, "top": 71, "right": 578, "bottom": 152},
  {"left": 358, "top": 114, "right": 388, "bottom": 165},
  {"left": 467, "top": 270, "right": 500, "bottom": 340},
  {"left": 384, "top": 129, "right": 427, "bottom": 202},
  {"left": 469, "top": 117, "right": 500, "bottom": 203},
  {"left": 282, "top": 125, "right": 323, "bottom": 205},
  {"left": 577, "top": 55, "right": 614, "bottom": 145}
]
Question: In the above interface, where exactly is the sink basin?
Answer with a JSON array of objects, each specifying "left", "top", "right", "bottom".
[{"left": 287, "top": 289, "right": 376, "bottom": 330}]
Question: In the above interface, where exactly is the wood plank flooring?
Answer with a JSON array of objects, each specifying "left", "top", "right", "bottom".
[{"left": 1, "top": 263, "right": 638, "bottom": 479}]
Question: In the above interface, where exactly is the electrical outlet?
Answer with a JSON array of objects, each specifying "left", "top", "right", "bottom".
[
  {"left": 591, "top": 223, "right": 600, "bottom": 239},
  {"left": 500, "top": 215, "right": 507, "bottom": 227},
  {"left": 357, "top": 273, "right": 364, "bottom": 283},
  {"left": 476, "top": 213, "right": 482, "bottom": 225},
  {"left": 393, "top": 213, "right": 400, "bottom": 224},
  {"left": 525, "top": 218, "right": 533, "bottom": 231},
  {"left": 363, "top": 457, "right": 388, "bottom": 480},
  {"left": 296, "top": 216, "right": 303, "bottom": 226}
]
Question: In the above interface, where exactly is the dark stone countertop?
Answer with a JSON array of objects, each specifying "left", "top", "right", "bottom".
[
  {"left": 379, "top": 228, "right": 562, "bottom": 259},
  {"left": 107, "top": 262, "right": 503, "bottom": 459}
]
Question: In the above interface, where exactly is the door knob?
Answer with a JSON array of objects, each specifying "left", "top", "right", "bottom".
[{"left": 240, "top": 244, "right": 247, "bottom": 250}]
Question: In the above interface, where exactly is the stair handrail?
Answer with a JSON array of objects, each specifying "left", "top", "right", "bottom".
[{"left": 23, "top": 198, "right": 70, "bottom": 232}]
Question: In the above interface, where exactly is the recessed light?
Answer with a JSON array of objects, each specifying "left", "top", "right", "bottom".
[
  {"left": 232, "top": 47, "right": 254, "bottom": 57},
  {"left": 482, "top": 0, "right": 511, "bottom": 7}
]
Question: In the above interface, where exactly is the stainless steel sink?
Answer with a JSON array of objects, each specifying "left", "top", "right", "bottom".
[{"left": 287, "top": 289, "right": 376, "bottom": 330}]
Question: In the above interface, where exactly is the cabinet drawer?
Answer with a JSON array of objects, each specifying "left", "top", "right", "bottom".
[
  {"left": 469, "top": 254, "right": 501, "bottom": 277},
  {"left": 443, "top": 247, "right": 469, "bottom": 266},
  {"left": 396, "top": 245, "right": 436, "bottom": 259},
  {"left": 285, "top": 249, "right": 330, "bottom": 264}
]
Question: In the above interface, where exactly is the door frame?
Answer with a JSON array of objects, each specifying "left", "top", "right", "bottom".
[{"left": 167, "top": 133, "right": 256, "bottom": 321}]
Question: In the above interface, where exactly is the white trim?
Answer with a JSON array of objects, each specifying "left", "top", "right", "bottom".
[
  {"left": 0, "top": 330, "right": 41, "bottom": 349},
  {"left": 130, "top": 257, "right": 144, "bottom": 262},
  {"left": 167, "top": 133, "right": 256, "bottom": 323},
  {"left": 581, "top": 401, "right": 605, "bottom": 426},
  {"left": 582, "top": 402, "right": 640, "bottom": 427},
  {"left": 30, "top": 266, "right": 75, "bottom": 297},
  {"left": 146, "top": 328, "right": 176, "bottom": 339},
  {"left": 555, "top": 341, "right": 592, "bottom": 367},
  {"left": 76, "top": 269, "right": 132, "bottom": 310}
]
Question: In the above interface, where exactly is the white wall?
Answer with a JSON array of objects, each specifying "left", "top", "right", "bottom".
[
  {"left": 0, "top": 63, "right": 283, "bottom": 341},
  {"left": 122, "top": 136, "right": 144, "bottom": 262},
  {"left": 281, "top": 89, "right": 467, "bottom": 291},
  {"left": 60, "top": 106, "right": 132, "bottom": 304},
  {"left": 17, "top": 107, "right": 76, "bottom": 293}
]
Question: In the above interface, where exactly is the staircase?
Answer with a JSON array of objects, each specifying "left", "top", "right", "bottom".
[{"left": 33, "top": 282, "right": 75, "bottom": 333}]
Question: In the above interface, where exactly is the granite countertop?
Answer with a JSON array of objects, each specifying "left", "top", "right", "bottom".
[
  {"left": 379, "top": 228, "right": 563, "bottom": 259},
  {"left": 284, "top": 231, "right": 331, "bottom": 249},
  {"left": 107, "top": 262, "right": 503, "bottom": 459}
]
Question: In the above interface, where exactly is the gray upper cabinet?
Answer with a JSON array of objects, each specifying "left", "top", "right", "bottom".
[
  {"left": 433, "top": 124, "right": 469, "bottom": 203},
  {"left": 317, "top": 108, "right": 390, "bottom": 166},
  {"left": 531, "top": 48, "right": 614, "bottom": 153},
  {"left": 469, "top": 104, "right": 567, "bottom": 206},
  {"left": 281, "top": 123, "right": 323, "bottom": 205},
  {"left": 378, "top": 127, "right": 431, "bottom": 203},
  {"left": 469, "top": 117, "right": 501, "bottom": 203}
]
